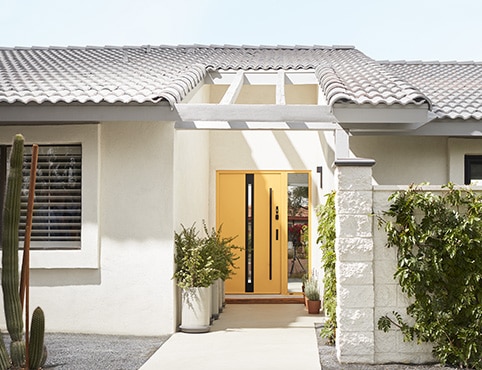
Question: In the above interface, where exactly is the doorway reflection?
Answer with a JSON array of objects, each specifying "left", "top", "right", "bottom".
[{"left": 287, "top": 173, "right": 309, "bottom": 293}]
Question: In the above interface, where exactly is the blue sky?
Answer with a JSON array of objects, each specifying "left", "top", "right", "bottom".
[{"left": 1, "top": 0, "right": 481, "bottom": 61}]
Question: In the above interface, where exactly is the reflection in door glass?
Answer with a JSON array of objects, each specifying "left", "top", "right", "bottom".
[{"left": 287, "top": 173, "right": 309, "bottom": 293}]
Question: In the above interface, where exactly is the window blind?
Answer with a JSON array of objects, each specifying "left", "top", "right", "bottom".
[{"left": 18, "top": 145, "right": 82, "bottom": 249}]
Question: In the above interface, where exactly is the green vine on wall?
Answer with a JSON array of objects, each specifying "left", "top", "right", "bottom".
[
  {"left": 378, "top": 183, "right": 482, "bottom": 369},
  {"left": 317, "top": 191, "right": 336, "bottom": 344}
]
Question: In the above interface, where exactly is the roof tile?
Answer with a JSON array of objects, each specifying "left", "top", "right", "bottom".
[
  {"left": 382, "top": 61, "right": 482, "bottom": 120},
  {"left": 0, "top": 45, "right": 480, "bottom": 120}
]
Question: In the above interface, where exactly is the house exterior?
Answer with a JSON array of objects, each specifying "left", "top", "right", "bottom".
[{"left": 0, "top": 45, "right": 481, "bottom": 364}]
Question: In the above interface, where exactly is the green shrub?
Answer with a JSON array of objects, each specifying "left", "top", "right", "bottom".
[
  {"left": 173, "top": 222, "right": 241, "bottom": 289},
  {"left": 378, "top": 183, "right": 482, "bottom": 369},
  {"left": 202, "top": 221, "right": 240, "bottom": 281},
  {"left": 316, "top": 191, "right": 336, "bottom": 345}
]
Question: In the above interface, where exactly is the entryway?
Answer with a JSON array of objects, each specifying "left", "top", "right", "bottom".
[
  {"left": 140, "top": 304, "right": 323, "bottom": 370},
  {"left": 216, "top": 171, "right": 310, "bottom": 296}
]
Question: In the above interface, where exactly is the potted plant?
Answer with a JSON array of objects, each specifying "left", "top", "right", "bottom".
[
  {"left": 202, "top": 222, "right": 240, "bottom": 319},
  {"left": 305, "top": 277, "right": 321, "bottom": 314},
  {"left": 173, "top": 224, "right": 219, "bottom": 333},
  {"left": 173, "top": 222, "right": 240, "bottom": 332}
]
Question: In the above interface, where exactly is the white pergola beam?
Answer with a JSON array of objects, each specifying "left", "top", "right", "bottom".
[
  {"left": 219, "top": 70, "right": 245, "bottom": 105},
  {"left": 276, "top": 70, "right": 286, "bottom": 105},
  {"left": 175, "top": 104, "right": 336, "bottom": 122}
]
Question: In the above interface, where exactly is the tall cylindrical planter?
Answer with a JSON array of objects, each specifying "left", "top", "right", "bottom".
[
  {"left": 218, "top": 279, "right": 223, "bottom": 313},
  {"left": 180, "top": 287, "right": 211, "bottom": 333},
  {"left": 211, "top": 281, "right": 219, "bottom": 320},
  {"left": 221, "top": 279, "right": 226, "bottom": 308}
]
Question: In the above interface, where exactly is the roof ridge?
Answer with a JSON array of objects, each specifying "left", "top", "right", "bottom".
[
  {"left": 379, "top": 60, "right": 482, "bottom": 65},
  {"left": 0, "top": 44, "right": 356, "bottom": 51}
]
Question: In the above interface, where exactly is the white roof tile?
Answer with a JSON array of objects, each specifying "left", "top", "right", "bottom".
[{"left": 0, "top": 45, "right": 480, "bottom": 120}]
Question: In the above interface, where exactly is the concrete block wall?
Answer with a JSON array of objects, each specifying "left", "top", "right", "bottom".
[
  {"left": 372, "top": 187, "right": 435, "bottom": 364},
  {"left": 334, "top": 160, "right": 376, "bottom": 364},
  {"left": 334, "top": 165, "right": 435, "bottom": 364}
]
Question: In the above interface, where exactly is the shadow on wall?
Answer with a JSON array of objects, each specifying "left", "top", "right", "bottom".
[{"left": 30, "top": 269, "right": 101, "bottom": 287}]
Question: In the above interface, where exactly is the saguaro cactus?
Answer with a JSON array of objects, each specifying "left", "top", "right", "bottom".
[{"left": 0, "top": 134, "right": 47, "bottom": 370}]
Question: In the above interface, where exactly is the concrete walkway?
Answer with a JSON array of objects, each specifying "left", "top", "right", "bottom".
[{"left": 140, "top": 303, "right": 324, "bottom": 370}]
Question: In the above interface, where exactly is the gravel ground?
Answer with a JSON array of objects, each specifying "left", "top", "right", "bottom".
[
  {"left": 15, "top": 326, "right": 453, "bottom": 369},
  {"left": 41, "top": 333, "right": 169, "bottom": 370}
]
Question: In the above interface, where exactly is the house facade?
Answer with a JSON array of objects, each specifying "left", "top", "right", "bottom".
[{"left": 0, "top": 45, "right": 481, "bottom": 364}]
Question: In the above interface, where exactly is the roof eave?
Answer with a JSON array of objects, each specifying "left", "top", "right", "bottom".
[
  {"left": 333, "top": 102, "right": 433, "bottom": 133},
  {"left": 0, "top": 101, "right": 179, "bottom": 123}
]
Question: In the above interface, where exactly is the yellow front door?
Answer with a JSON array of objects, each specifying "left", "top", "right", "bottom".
[{"left": 217, "top": 171, "right": 285, "bottom": 294}]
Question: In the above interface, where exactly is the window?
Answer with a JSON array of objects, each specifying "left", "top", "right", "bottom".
[
  {"left": 1, "top": 145, "right": 81, "bottom": 249},
  {"left": 464, "top": 155, "right": 482, "bottom": 185}
]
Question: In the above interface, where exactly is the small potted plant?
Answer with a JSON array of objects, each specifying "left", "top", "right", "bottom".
[{"left": 304, "top": 277, "right": 321, "bottom": 314}]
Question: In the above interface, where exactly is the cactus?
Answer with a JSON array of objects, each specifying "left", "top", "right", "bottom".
[
  {"left": 28, "top": 307, "right": 45, "bottom": 370},
  {"left": 2, "top": 134, "right": 24, "bottom": 345},
  {"left": 0, "top": 135, "right": 47, "bottom": 370},
  {"left": 0, "top": 338, "right": 10, "bottom": 370},
  {"left": 9, "top": 342, "right": 25, "bottom": 368}
]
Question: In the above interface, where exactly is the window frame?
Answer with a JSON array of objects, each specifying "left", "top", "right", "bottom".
[
  {"left": 464, "top": 155, "right": 482, "bottom": 185},
  {"left": 1, "top": 144, "right": 83, "bottom": 250},
  {"left": 0, "top": 124, "right": 99, "bottom": 269}
]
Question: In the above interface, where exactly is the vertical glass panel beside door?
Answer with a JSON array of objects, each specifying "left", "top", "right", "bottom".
[{"left": 287, "top": 173, "right": 309, "bottom": 293}]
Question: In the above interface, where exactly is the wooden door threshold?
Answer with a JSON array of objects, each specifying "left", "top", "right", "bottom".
[{"left": 225, "top": 294, "right": 304, "bottom": 304}]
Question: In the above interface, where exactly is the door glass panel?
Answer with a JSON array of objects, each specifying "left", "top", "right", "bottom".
[
  {"left": 245, "top": 174, "right": 254, "bottom": 292},
  {"left": 287, "top": 173, "right": 309, "bottom": 293}
]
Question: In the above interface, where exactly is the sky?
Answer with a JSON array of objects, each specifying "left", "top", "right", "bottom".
[{"left": 0, "top": 0, "right": 481, "bottom": 62}]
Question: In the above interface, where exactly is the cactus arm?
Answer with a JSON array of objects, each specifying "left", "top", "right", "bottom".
[
  {"left": 1, "top": 134, "right": 24, "bottom": 342},
  {"left": 10, "top": 341, "right": 25, "bottom": 368},
  {"left": 0, "top": 335, "right": 10, "bottom": 370},
  {"left": 29, "top": 307, "right": 45, "bottom": 370}
]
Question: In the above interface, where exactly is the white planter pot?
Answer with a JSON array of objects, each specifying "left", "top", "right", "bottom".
[
  {"left": 218, "top": 278, "right": 223, "bottom": 313},
  {"left": 211, "top": 280, "right": 219, "bottom": 320},
  {"left": 221, "top": 279, "right": 226, "bottom": 308},
  {"left": 180, "top": 286, "right": 211, "bottom": 333}
]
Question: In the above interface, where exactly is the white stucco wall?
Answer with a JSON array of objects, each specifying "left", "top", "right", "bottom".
[
  {"left": 448, "top": 137, "right": 482, "bottom": 183},
  {"left": 173, "top": 129, "right": 211, "bottom": 327},
  {"left": 350, "top": 136, "right": 449, "bottom": 185},
  {"left": 0, "top": 122, "right": 177, "bottom": 336}
]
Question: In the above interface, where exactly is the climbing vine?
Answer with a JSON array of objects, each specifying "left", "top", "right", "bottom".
[
  {"left": 378, "top": 183, "right": 482, "bottom": 369},
  {"left": 317, "top": 191, "right": 336, "bottom": 344}
]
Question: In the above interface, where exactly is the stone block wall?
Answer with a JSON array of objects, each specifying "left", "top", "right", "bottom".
[
  {"left": 334, "top": 163, "right": 435, "bottom": 364},
  {"left": 335, "top": 160, "right": 375, "bottom": 364}
]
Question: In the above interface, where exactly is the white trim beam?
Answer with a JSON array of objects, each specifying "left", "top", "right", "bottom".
[
  {"left": 219, "top": 70, "right": 245, "bottom": 105},
  {"left": 333, "top": 104, "right": 434, "bottom": 132},
  {"left": 174, "top": 104, "right": 335, "bottom": 122},
  {"left": 0, "top": 103, "right": 178, "bottom": 123}
]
